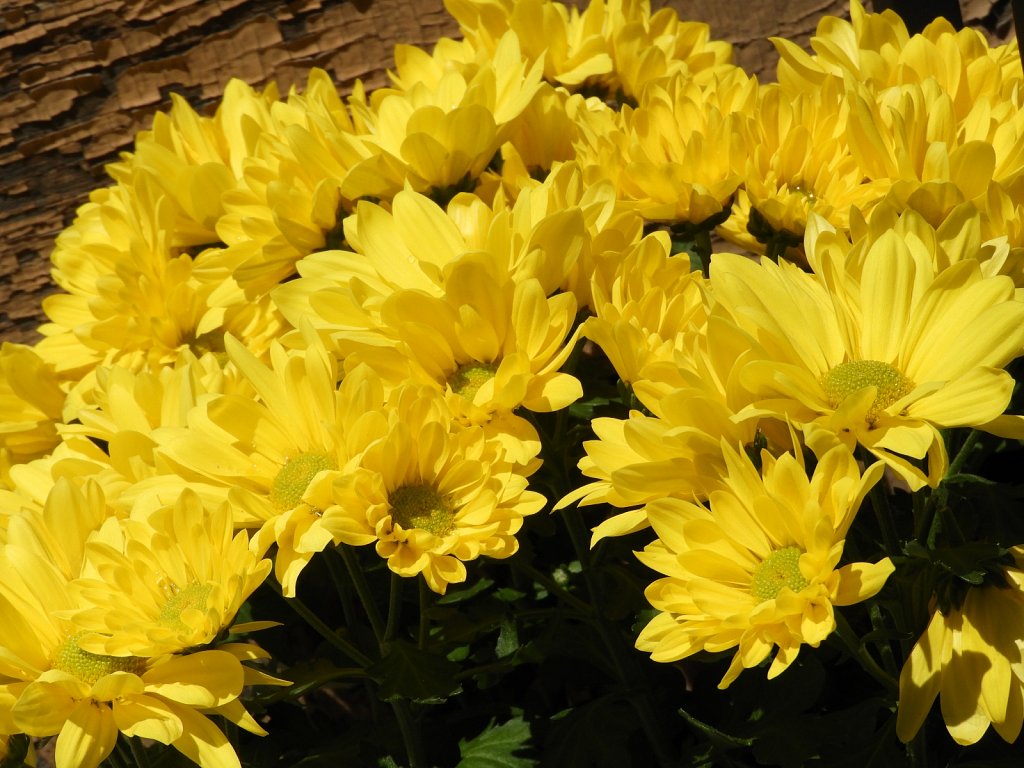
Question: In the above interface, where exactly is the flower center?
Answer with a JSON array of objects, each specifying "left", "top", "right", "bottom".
[
  {"left": 52, "top": 633, "right": 146, "bottom": 685},
  {"left": 821, "top": 360, "right": 914, "bottom": 422},
  {"left": 750, "top": 547, "right": 809, "bottom": 602},
  {"left": 447, "top": 362, "right": 497, "bottom": 400},
  {"left": 389, "top": 484, "right": 456, "bottom": 537},
  {"left": 159, "top": 581, "right": 214, "bottom": 634},
  {"left": 271, "top": 452, "right": 336, "bottom": 510}
]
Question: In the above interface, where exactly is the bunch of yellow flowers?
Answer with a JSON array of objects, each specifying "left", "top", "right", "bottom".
[{"left": 2, "top": 1, "right": 1024, "bottom": 765}]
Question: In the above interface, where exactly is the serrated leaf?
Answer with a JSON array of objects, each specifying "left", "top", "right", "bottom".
[
  {"left": 370, "top": 640, "right": 461, "bottom": 702},
  {"left": 495, "top": 618, "right": 519, "bottom": 659},
  {"left": 456, "top": 717, "right": 536, "bottom": 768}
]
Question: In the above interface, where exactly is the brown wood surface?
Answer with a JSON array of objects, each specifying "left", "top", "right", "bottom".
[{"left": 0, "top": 0, "right": 1014, "bottom": 345}]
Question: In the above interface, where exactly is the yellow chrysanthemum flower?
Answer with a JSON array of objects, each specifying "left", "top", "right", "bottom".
[
  {"left": 774, "top": 0, "right": 1022, "bottom": 113},
  {"left": 210, "top": 72, "right": 372, "bottom": 296},
  {"left": 312, "top": 382, "right": 546, "bottom": 594},
  {"left": 69, "top": 489, "right": 271, "bottom": 657},
  {"left": 446, "top": 0, "right": 734, "bottom": 102},
  {"left": 339, "top": 31, "right": 543, "bottom": 205},
  {"left": 0, "top": 480, "right": 283, "bottom": 768},
  {"left": 575, "top": 70, "right": 755, "bottom": 227},
  {"left": 272, "top": 183, "right": 592, "bottom": 345},
  {"left": 725, "top": 80, "right": 888, "bottom": 261},
  {"left": 897, "top": 546, "right": 1024, "bottom": 746},
  {"left": 337, "top": 258, "right": 582, "bottom": 434},
  {"left": 157, "top": 337, "right": 362, "bottom": 597},
  {"left": 0, "top": 344, "right": 66, "bottom": 483},
  {"left": 635, "top": 441, "right": 892, "bottom": 688},
  {"left": 36, "top": 171, "right": 283, "bottom": 381},
  {"left": 711, "top": 217, "right": 1024, "bottom": 489},
  {"left": 582, "top": 231, "right": 706, "bottom": 391}
]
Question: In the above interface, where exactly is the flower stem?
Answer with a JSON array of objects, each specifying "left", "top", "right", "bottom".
[
  {"left": 868, "top": 478, "right": 901, "bottom": 558},
  {"left": 561, "top": 507, "right": 677, "bottom": 768},
  {"left": 128, "top": 736, "right": 152, "bottom": 768},
  {"left": 833, "top": 610, "right": 898, "bottom": 696},
  {"left": 383, "top": 571, "right": 403, "bottom": 643},
  {"left": 510, "top": 556, "right": 593, "bottom": 614},
  {"left": 335, "top": 548, "right": 426, "bottom": 768},
  {"left": 265, "top": 578, "right": 373, "bottom": 667},
  {"left": 336, "top": 545, "right": 386, "bottom": 644},
  {"left": 946, "top": 428, "right": 982, "bottom": 477}
]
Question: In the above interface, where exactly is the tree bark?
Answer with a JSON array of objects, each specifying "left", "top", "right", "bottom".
[{"left": 0, "top": 0, "right": 1014, "bottom": 344}]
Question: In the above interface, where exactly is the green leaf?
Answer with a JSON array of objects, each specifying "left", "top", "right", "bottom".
[
  {"left": 456, "top": 717, "right": 536, "bottom": 768},
  {"left": 495, "top": 618, "right": 519, "bottom": 659},
  {"left": 370, "top": 640, "right": 461, "bottom": 702}
]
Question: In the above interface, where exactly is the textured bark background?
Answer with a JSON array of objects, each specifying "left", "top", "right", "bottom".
[{"left": 0, "top": 0, "right": 1015, "bottom": 344}]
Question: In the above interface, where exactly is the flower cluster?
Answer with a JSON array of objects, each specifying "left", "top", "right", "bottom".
[{"left": 3, "top": 0, "right": 1024, "bottom": 765}]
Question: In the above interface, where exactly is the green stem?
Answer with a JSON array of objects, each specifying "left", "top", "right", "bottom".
[
  {"left": 562, "top": 508, "right": 677, "bottom": 768},
  {"left": 868, "top": 479, "right": 901, "bottom": 558},
  {"left": 418, "top": 578, "right": 430, "bottom": 650},
  {"left": 391, "top": 699, "right": 427, "bottom": 768},
  {"left": 510, "top": 557, "right": 593, "bottom": 614},
  {"left": 868, "top": 602, "right": 901, "bottom": 681},
  {"left": 103, "top": 746, "right": 129, "bottom": 768},
  {"left": 337, "top": 545, "right": 386, "bottom": 644},
  {"left": 833, "top": 610, "right": 899, "bottom": 696},
  {"left": 383, "top": 571, "right": 403, "bottom": 643},
  {"left": 335, "top": 549, "right": 426, "bottom": 768},
  {"left": 946, "top": 428, "right": 982, "bottom": 477},
  {"left": 265, "top": 579, "right": 373, "bottom": 667},
  {"left": 128, "top": 736, "right": 152, "bottom": 768}
]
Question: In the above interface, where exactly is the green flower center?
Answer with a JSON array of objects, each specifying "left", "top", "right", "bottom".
[
  {"left": 447, "top": 362, "right": 497, "bottom": 400},
  {"left": 271, "top": 452, "right": 336, "bottom": 510},
  {"left": 821, "top": 359, "right": 914, "bottom": 423},
  {"left": 389, "top": 484, "right": 456, "bottom": 537},
  {"left": 750, "top": 547, "right": 809, "bottom": 602},
  {"left": 159, "top": 581, "right": 214, "bottom": 633},
  {"left": 52, "top": 633, "right": 146, "bottom": 685}
]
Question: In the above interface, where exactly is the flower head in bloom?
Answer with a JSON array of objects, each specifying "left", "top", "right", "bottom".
[
  {"left": 723, "top": 80, "right": 888, "bottom": 261},
  {"left": 338, "top": 258, "right": 583, "bottom": 435},
  {"left": 575, "top": 70, "right": 754, "bottom": 227},
  {"left": 157, "top": 337, "right": 365, "bottom": 596},
  {"left": 312, "top": 381, "right": 546, "bottom": 593},
  {"left": 69, "top": 489, "right": 271, "bottom": 657},
  {"left": 446, "top": 0, "right": 735, "bottom": 103},
  {"left": 635, "top": 441, "right": 892, "bottom": 687},
  {"left": 0, "top": 479, "right": 284, "bottom": 768},
  {"left": 896, "top": 546, "right": 1024, "bottom": 746},
  {"left": 711, "top": 217, "right": 1024, "bottom": 489},
  {"left": 0, "top": 344, "right": 66, "bottom": 483}
]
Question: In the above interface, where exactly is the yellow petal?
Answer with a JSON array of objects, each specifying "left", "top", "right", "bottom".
[
  {"left": 55, "top": 699, "right": 117, "bottom": 768},
  {"left": 833, "top": 559, "right": 894, "bottom": 606}
]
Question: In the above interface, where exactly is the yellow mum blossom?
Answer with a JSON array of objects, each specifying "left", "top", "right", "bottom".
[
  {"left": 576, "top": 70, "right": 755, "bottom": 227},
  {"left": 446, "top": 0, "right": 734, "bottom": 102},
  {"left": 774, "top": 0, "right": 1022, "bottom": 112},
  {"left": 635, "top": 442, "right": 892, "bottom": 688},
  {"left": 583, "top": 232, "right": 706, "bottom": 390},
  {"left": 726, "top": 80, "right": 888, "bottom": 261},
  {"left": 157, "top": 338, "right": 378, "bottom": 596},
  {"left": 211, "top": 72, "right": 372, "bottom": 295},
  {"left": 339, "top": 31, "right": 543, "bottom": 204},
  {"left": 897, "top": 547, "right": 1024, "bottom": 746},
  {"left": 273, "top": 184, "right": 591, "bottom": 346},
  {"left": 312, "top": 382, "right": 546, "bottom": 594},
  {"left": 711, "top": 219, "right": 1024, "bottom": 489},
  {"left": 36, "top": 172, "right": 283, "bottom": 381},
  {"left": 0, "top": 481, "right": 282, "bottom": 768},
  {"left": 69, "top": 489, "right": 271, "bottom": 657},
  {"left": 0, "top": 344, "right": 66, "bottom": 482},
  {"left": 338, "top": 259, "right": 583, "bottom": 435}
]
